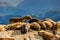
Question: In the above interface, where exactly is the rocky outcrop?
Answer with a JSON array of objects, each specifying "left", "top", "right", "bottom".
[
  {"left": 0, "top": 30, "right": 43, "bottom": 40},
  {"left": 0, "top": 15, "right": 60, "bottom": 40}
]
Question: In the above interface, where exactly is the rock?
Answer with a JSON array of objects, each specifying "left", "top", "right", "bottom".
[
  {"left": 0, "top": 27, "right": 6, "bottom": 32},
  {"left": 13, "top": 31, "right": 43, "bottom": 40},
  {"left": 0, "top": 25, "right": 6, "bottom": 32},
  {"left": 0, "top": 38, "right": 14, "bottom": 40},
  {"left": 0, "top": 25, "right": 6, "bottom": 27},
  {"left": 0, "top": 30, "right": 43, "bottom": 40},
  {"left": 0, "top": 16, "right": 60, "bottom": 40}
]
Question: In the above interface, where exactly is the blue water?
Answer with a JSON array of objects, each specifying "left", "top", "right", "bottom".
[
  {"left": 0, "top": 8, "right": 60, "bottom": 24},
  {"left": 0, "top": 0, "right": 60, "bottom": 24}
]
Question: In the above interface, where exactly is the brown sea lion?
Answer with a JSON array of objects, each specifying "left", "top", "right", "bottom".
[
  {"left": 55, "top": 21, "right": 60, "bottom": 35},
  {"left": 9, "top": 15, "right": 32, "bottom": 24},
  {"left": 30, "top": 22, "right": 41, "bottom": 31},
  {"left": 38, "top": 30, "right": 55, "bottom": 40},
  {"left": 29, "top": 18, "right": 42, "bottom": 23},
  {"left": 29, "top": 18, "right": 47, "bottom": 30},
  {"left": 9, "top": 17, "right": 19, "bottom": 24},
  {"left": 20, "top": 23, "right": 30, "bottom": 34},
  {"left": 43, "top": 21, "right": 53, "bottom": 30},
  {"left": 44, "top": 18, "right": 56, "bottom": 35},
  {"left": 45, "top": 18, "right": 56, "bottom": 27},
  {"left": 4, "top": 22, "right": 26, "bottom": 30},
  {"left": 56, "top": 21, "right": 60, "bottom": 29},
  {"left": 19, "top": 15, "right": 32, "bottom": 22},
  {"left": 39, "top": 22, "right": 47, "bottom": 30}
]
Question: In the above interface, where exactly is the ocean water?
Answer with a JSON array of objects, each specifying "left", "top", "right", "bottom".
[
  {"left": 0, "top": 6, "right": 60, "bottom": 24},
  {"left": 0, "top": 10, "right": 60, "bottom": 24},
  {"left": 0, "top": 0, "right": 60, "bottom": 24}
]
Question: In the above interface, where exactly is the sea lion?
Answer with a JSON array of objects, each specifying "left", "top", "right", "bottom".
[
  {"left": 43, "top": 21, "right": 53, "bottom": 30},
  {"left": 9, "top": 17, "right": 19, "bottom": 24},
  {"left": 55, "top": 21, "right": 60, "bottom": 35},
  {"left": 29, "top": 18, "right": 42, "bottom": 23},
  {"left": 9, "top": 15, "right": 32, "bottom": 24},
  {"left": 4, "top": 22, "right": 26, "bottom": 30},
  {"left": 29, "top": 18, "right": 47, "bottom": 30},
  {"left": 20, "top": 23, "right": 30, "bottom": 34},
  {"left": 19, "top": 15, "right": 32, "bottom": 22},
  {"left": 39, "top": 22, "right": 47, "bottom": 30},
  {"left": 30, "top": 22, "right": 41, "bottom": 31},
  {"left": 44, "top": 18, "right": 56, "bottom": 35},
  {"left": 45, "top": 18, "right": 56, "bottom": 27},
  {"left": 38, "top": 30, "right": 55, "bottom": 40},
  {"left": 56, "top": 21, "right": 60, "bottom": 29}
]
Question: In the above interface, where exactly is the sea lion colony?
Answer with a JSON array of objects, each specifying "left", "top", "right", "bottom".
[{"left": 0, "top": 15, "right": 60, "bottom": 40}]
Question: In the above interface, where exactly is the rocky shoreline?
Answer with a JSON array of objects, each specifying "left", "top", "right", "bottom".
[{"left": 0, "top": 15, "right": 60, "bottom": 40}]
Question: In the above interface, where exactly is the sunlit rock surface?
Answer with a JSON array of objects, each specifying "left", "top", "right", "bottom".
[{"left": 0, "top": 30, "right": 44, "bottom": 40}]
